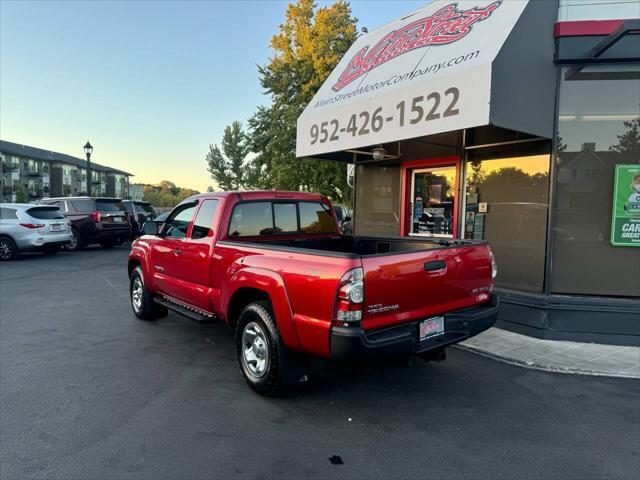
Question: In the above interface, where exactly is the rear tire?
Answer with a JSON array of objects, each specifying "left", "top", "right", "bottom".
[
  {"left": 130, "top": 267, "right": 168, "bottom": 320},
  {"left": 236, "top": 301, "right": 308, "bottom": 396},
  {"left": 64, "top": 228, "right": 83, "bottom": 251},
  {"left": 0, "top": 236, "right": 17, "bottom": 261}
]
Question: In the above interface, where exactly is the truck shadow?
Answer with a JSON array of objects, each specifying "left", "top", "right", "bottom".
[{"left": 161, "top": 313, "right": 492, "bottom": 407}]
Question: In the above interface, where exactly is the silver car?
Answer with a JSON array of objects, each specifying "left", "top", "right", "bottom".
[{"left": 0, "top": 203, "right": 72, "bottom": 260}]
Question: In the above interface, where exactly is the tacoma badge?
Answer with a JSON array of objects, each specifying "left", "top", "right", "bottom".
[{"left": 367, "top": 303, "right": 400, "bottom": 315}]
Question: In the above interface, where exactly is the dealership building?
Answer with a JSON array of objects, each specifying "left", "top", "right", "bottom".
[{"left": 297, "top": 0, "right": 640, "bottom": 345}]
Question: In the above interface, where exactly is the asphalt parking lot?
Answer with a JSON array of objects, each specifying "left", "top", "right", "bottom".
[{"left": 1, "top": 247, "right": 639, "bottom": 480}]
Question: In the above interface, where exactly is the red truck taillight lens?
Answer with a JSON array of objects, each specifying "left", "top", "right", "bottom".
[
  {"left": 91, "top": 211, "right": 102, "bottom": 222},
  {"left": 490, "top": 250, "right": 498, "bottom": 280},
  {"left": 334, "top": 267, "right": 364, "bottom": 326}
]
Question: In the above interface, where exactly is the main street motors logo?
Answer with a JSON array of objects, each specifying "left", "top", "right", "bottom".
[{"left": 332, "top": 1, "right": 502, "bottom": 91}]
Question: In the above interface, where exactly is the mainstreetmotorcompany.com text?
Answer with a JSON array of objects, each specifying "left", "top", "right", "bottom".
[{"left": 314, "top": 50, "right": 481, "bottom": 109}]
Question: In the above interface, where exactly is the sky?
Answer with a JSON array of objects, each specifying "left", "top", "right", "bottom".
[{"left": 0, "top": 0, "right": 427, "bottom": 192}]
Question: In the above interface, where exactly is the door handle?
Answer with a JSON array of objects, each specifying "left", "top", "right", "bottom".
[
  {"left": 173, "top": 249, "right": 182, "bottom": 255},
  {"left": 154, "top": 265, "right": 164, "bottom": 272},
  {"left": 424, "top": 260, "right": 446, "bottom": 272}
]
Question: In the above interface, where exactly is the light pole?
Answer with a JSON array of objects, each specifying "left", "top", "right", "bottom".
[{"left": 84, "top": 141, "right": 93, "bottom": 196}]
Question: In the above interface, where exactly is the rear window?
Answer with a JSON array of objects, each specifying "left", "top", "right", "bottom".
[
  {"left": 299, "top": 202, "right": 335, "bottom": 234},
  {"left": 95, "top": 200, "right": 124, "bottom": 212},
  {"left": 135, "top": 203, "right": 155, "bottom": 214},
  {"left": 228, "top": 202, "right": 273, "bottom": 237},
  {"left": 46, "top": 201, "right": 68, "bottom": 213},
  {"left": 273, "top": 203, "right": 297, "bottom": 233},
  {"left": 71, "top": 199, "right": 123, "bottom": 212},
  {"left": 71, "top": 199, "right": 93, "bottom": 212},
  {"left": 228, "top": 201, "right": 336, "bottom": 237},
  {"left": 26, "top": 207, "right": 65, "bottom": 220}
]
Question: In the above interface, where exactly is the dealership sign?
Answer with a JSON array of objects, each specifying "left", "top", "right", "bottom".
[
  {"left": 296, "top": 0, "right": 530, "bottom": 157},
  {"left": 611, "top": 164, "right": 640, "bottom": 247}
]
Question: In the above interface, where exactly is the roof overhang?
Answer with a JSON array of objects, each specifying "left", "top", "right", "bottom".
[{"left": 296, "top": 0, "right": 558, "bottom": 159}]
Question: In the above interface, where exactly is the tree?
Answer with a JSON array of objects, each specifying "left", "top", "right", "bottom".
[
  {"left": 610, "top": 117, "right": 640, "bottom": 157},
  {"left": 247, "top": 0, "right": 357, "bottom": 204},
  {"left": 14, "top": 184, "right": 27, "bottom": 203},
  {"left": 476, "top": 167, "right": 549, "bottom": 203},
  {"left": 143, "top": 181, "right": 199, "bottom": 207},
  {"left": 206, "top": 121, "right": 250, "bottom": 190}
]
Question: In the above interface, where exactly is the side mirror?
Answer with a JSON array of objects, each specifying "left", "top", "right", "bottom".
[
  {"left": 343, "top": 216, "right": 352, "bottom": 223},
  {"left": 142, "top": 221, "right": 159, "bottom": 236}
]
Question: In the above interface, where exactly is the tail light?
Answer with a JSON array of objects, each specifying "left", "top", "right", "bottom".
[
  {"left": 20, "top": 223, "right": 45, "bottom": 229},
  {"left": 490, "top": 250, "right": 498, "bottom": 280},
  {"left": 489, "top": 250, "right": 498, "bottom": 293},
  {"left": 333, "top": 267, "right": 364, "bottom": 327},
  {"left": 91, "top": 211, "right": 102, "bottom": 222}
]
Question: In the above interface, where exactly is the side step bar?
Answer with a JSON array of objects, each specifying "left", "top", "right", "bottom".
[{"left": 153, "top": 296, "right": 217, "bottom": 324}]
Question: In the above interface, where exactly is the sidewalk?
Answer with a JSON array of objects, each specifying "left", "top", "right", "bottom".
[{"left": 457, "top": 327, "right": 640, "bottom": 379}]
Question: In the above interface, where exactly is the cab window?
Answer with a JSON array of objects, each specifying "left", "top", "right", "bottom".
[
  {"left": 299, "top": 202, "right": 335, "bottom": 234},
  {"left": 191, "top": 200, "right": 219, "bottom": 239},
  {"left": 273, "top": 203, "right": 297, "bottom": 233},
  {"left": 228, "top": 202, "right": 273, "bottom": 237},
  {"left": 163, "top": 203, "right": 196, "bottom": 238}
]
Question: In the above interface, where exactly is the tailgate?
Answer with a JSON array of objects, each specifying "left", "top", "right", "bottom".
[
  {"left": 361, "top": 243, "right": 493, "bottom": 330},
  {"left": 100, "top": 212, "right": 128, "bottom": 226}
]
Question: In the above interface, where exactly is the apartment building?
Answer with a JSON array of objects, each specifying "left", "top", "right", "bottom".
[{"left": 0, "top": 140, "right": 133, "bottom": 202}]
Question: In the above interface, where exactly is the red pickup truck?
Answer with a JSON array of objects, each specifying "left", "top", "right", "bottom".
[{"left": 128, "top": 191, "right": 498, "bottom": 395}]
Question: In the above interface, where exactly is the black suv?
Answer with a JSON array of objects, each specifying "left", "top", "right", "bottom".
[
  {"left": 121, "top": 200, "right": 157, "bottom": 238},
  {"left": 41, "top": 197, "right": 130, "bottom": 251}
]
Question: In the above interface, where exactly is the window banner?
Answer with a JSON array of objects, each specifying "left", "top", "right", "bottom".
[{"left": 610, "top": 164, "right": 640, "bottom": 247}]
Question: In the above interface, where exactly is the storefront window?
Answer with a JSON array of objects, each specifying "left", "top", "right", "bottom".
[
  {"left": 465, "top": 153, "right": 550, "bottom": 292},
  {"left": 551, "top": 65, "right": 640, "bottom": 297},
  {"left": 355, "top": 165, "right": 401, "bottom": 236}
]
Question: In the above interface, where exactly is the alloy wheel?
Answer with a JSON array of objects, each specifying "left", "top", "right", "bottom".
[
  {"left": 0, "top": 240, "right": 13, "bottom": 260},
  {"left": 131, "top": 277, "right": 143, "bottom": 313},
  {"left": 66, "top": 232, "right": 78, "bottom": 251},
  {"left": 241, "top": 321, "right": 270, "bottom": 378}
]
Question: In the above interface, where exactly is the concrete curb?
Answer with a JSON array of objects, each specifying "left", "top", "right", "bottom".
[{"left": 454, "top": 343, "right": 640, "bottom": 380}]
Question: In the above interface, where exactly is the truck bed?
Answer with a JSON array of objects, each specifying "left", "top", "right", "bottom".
[
  {"left": 221, "top": 234, "right": 493, "bottom": 332},
  {"left": 221, "top": 234, "right": 485, "bottom": 258}
]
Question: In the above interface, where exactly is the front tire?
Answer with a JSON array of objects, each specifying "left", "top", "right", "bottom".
[
  {"left": 0, "top": 236, "right": 17, "bottom": 261},
  {"left": 130, "top": 267, "right": 167, "bottom": 320},
  {"left": 236, "top": 301, "right": 308, "bottom": 396}
]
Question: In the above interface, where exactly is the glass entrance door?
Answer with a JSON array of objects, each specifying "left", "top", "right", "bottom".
[{"left": 409, "top": 165, "right": 457, "bottom": 237}]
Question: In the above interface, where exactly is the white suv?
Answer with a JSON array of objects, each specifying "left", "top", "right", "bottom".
[{"left": 0, "top": 203, "right": 72, "bottom": 260}]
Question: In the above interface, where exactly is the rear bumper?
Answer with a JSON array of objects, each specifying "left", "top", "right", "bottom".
[
  {"left": 16, "top": 233, "right": 73, "bottom": 250},
  {"left": 85, "top": 226, "right": 130, "bottom": 242},
  {"left": 330, "top": 295, "right": 499, "bottom": 363}
]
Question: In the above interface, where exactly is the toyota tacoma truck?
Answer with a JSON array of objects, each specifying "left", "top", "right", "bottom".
[{"left": 128, "top": 191, "right": 498, "bottom": 395}]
